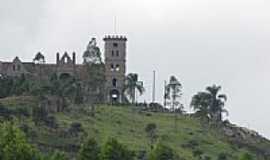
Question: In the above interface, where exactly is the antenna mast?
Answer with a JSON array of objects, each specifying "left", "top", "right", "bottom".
[{"left": 114, "top": 16, "right": 117, "bottom": 34}]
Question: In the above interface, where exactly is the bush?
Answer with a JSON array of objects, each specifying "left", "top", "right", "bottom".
[
  {"left": 217, "top": 152, "right": 228, "bottom": 160},
  {"left": 149, "top": 142, "right": 179, "bottom": 160},
  {"left": 100, "top": 138, "right": 135, "bottom": 160},
  {"left": 149, "top": 103, "right": 165, "bottom": 112},
  {"left": 0, "top": 103, "right": 13, "bottom": 119},
  {"left": 78, "top": 138, "right": 100, "bottom": 160},
  {"left": 193, "top": 149, "right": 203, "bottom": 158},
  {"left": 47, "top": 151, "right": 68, "bottom": 160},
  {"left": 44, "top": 115, "right": 58, "bottom": 129},
  {"left": 181, "top": 139, "right": 199, "bottom": 149},
  {"left": 239, "top": 153, "right": 254, "bottom": 160},
  {"left": 0, "top": 122, "right": 41, "bottom": 160},
  {"left": 68, "top": 122, "right": 84, "bottom": 136}
]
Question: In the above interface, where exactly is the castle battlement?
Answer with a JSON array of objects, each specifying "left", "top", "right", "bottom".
[{"left": 103, "top": 35, "right": 127, "bottom": 41}]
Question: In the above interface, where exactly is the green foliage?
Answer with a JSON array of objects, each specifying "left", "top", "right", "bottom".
[
  {"left": 0, "top": 99, "right": 268, "bottom": 160},
  {"left": 124, "top": 73, "right": 144, "bottom": 104},
  {"left": 0, "top": 76, "right": 13, "bottom": 98},
  {"left": 191, "top": 85, "right": 228, "bottom": 122},
  {"left": 47, "top": 151, "right": 68, "bottom": 160},
  {"left": 0, "top": 75, "right": 34, "bottom": 98},
  {"left": 217, "top": 152, "right": 228, "bottom": 160},
  {"left": 78, "top": 138, "right": 100, "bottom": 160},
  {"left": 0, "top": 122, "right": 41, "bottom": 160},
  {"left": 239, "top": 153, "right": 254, "bottom": 160},
  {"left": 149, "top": 142, "right": 179, "bottom": 160},
  {"left": 100, "top": 138, "right": 135, "bottom": 160}
]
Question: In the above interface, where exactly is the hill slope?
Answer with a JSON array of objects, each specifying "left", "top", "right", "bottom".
[{"left": 0, "top": 96, "right": 270, "bottom": 160}]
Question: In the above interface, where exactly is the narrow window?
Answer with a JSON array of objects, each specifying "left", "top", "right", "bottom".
[
  {"left": 116, "top": 50, "right": 119, "bottom": 57},
  {"left": 112, "top": 78, "right": 117, "bottom": 87},
  {"left": 17, "top": 65, "right": 21, "bottom": 71},
  {"left": 112, "top": 50, "right": 114, "bottom": 56},
  {"left": 13, "top": 65, "right": 15, "bottom": 71}
]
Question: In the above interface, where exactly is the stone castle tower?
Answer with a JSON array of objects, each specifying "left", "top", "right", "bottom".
[{"left": 104, "top": 35, "right": 127, "bottom": 103}]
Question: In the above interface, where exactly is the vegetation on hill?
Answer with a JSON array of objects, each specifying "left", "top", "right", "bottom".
[{"left": 0, "top": 96, "right": 270, "bottom": 160}]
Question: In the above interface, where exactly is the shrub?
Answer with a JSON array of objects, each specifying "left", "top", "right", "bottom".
[
  {"left": 0, "top": 122, "right": 41, "bottom": 160},
  {"left": 193, "top": 149, "right": 203, "bottom": 158},
  {"left": 78, "top": 138, "right": 100, "bottom": 160},
  {"left": 68, "top": 122, "right": 83, "bottom": 136},
  {"left": 217, "top": 152, "right": 228, "bottom": 160},
  {"left": 47, "top": 151, "right": 68, "bottom": 160},
  {"left": 239, "top": 153, "right": 254, "bottom": 160},
  {"left": 149, "top": 142, "right": 179, "bottom": 160},
  {"left": 44, "top": 115, "right": 58, "bottom": 129},
  {"left": 100, "top": 138, "right": 135, "bottom": 160}
]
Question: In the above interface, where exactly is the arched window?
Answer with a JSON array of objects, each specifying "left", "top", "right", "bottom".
[
  {"left": 110, "top": 64, "right": 114, "bottom": 71},
  {"left": 112, "top": 78, "right": 117, "bottom": 87},
  {"left": 115, "top": 64, "right": 120, "bottom": 71}
]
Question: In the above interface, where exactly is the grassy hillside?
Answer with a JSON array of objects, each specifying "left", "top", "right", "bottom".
[{"left": 0, "top": 96, "right": 269, "bottom": 160}]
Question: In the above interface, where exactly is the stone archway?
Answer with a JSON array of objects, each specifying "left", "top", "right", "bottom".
[{"left": 110, "top": 89, "right": 120, "bottom": 103}]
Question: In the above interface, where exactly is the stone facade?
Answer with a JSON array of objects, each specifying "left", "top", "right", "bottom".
[
  {"left": 104, "top": 35, "right": 127, "bottom": 103},
  {"left": 0, "top": 35, "right": 128, "bottom": 103}
]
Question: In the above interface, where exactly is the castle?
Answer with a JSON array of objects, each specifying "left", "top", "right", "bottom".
[{"left": 0, "top": 35, "right": 127, "bottom": 103}]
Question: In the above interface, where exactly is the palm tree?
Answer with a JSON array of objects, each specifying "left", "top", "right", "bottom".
[
  {"left": 191, "top": 85, "right": 228, "bottom": 122},
  {"left": 124, "top": 73, "right": 144, "bottom": 104}
]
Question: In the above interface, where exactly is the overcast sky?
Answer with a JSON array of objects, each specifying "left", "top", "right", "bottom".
[{"left": 0, "top": 0, "right": 270, "bottom": 138}]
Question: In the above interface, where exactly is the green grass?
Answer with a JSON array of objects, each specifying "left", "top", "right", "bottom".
[{"left": 0, "top": 97, "right": 268, "bottom": 160}]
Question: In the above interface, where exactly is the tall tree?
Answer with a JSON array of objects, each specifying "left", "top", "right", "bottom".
[
  {"left": 33, "top": 52, "right": 45, "bottom": 64},
  {"left": 191, "top": 85, "right": 228, "bottom": 122},
  {"left": 165, "top": 76, "right": 183, "bottom": 130},
  {"left": 82, "top": 38, "right": 105, "bottom": 107},
  {"left": 83, "top": 38, "right": 102, "bottom": 64},
  {"left": 124, "top": 73, "right": 144, "bottom": 104},
  {"left": 165, "top": 76, "right": 183, "bottom": 112}
]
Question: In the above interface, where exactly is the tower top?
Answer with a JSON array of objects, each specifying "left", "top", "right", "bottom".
[{"left": 103, "top": 35, "right": 127, "bottom": 41}]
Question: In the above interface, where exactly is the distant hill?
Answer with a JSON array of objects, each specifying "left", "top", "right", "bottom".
[{"left": 0, "top": 96, "right": 270, "bottom": 160}]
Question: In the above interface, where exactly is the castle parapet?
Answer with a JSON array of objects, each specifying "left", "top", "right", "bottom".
[{"left": 103, "top": 35, "right": 127, "bottom": 41}]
